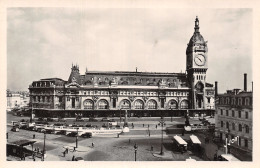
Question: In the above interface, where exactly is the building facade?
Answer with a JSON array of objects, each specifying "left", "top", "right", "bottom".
[
  {"left": 215, "top": 74, "right": 253, "bottom": 161},
  {"left": 29, "top": 17, "right": 215, "bottom": 118},
  {"left": 7, "top": 90, "right": 30, "bottom": 111}
]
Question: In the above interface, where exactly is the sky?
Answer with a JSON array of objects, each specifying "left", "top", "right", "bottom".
[{"left": 7, "top": 8, "right": 252, "bottom": 93}]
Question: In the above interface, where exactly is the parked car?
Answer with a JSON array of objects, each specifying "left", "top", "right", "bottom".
[
  {"left": 67, "top": 132, "right": 78, "bottom": 137},
  {"left": 47, "top": 117, "right": 54, "bottom": 122},
  {"left": 81, "top": 132, "right": 92, "bottom": 138},
  {"left": 101, "top": 117, "right": 109, "bottom": 122},
  {"left": 45, "top": 129, "right": 55, "bottom": 134},
  {"left": 38, "top": 117, "right": 44, "bottom": 121},
  {"left": 11, "top": 126, "right": 19, "bottom": 132},
  {"left": 76, "top": 119, "right": 84, "bottom": 122},
  {"left": 74, "top": 157, "right": 84, "bottom": 161},
  {"left": 89, "top": 118, "right": 98, "bottom": 122},
  {"left": 56, "top": 130, "right": 66, "bottom": 135}
]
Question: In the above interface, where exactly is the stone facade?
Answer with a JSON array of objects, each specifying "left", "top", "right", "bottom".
[{"left": 215, "top": 89, "right": 252, "bottom": 160}]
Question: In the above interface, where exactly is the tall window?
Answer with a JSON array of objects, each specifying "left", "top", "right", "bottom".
[
  {"left": 98, "top": 100, "right": 109, "bottom": 109},
  {"left": 147, "top": 100, "right": 157, "bottom": 109},
  {"left": 59, "top": 97, "right": 62, "bottom": 103},
  {"left": 168, "top": 100, "right": 178, "bottom": 109},
  {"left": 221, "top": 109, "right": 223, "bottom": 115},
  {"left": 232, "top": 110, "right": 235, "bottom": 117},
  {"left": 83, "top": 100, "right": 94, "bottom": 109},
  {"left": 232, "top": 123, "right": 235, "bottom": 130},
  {"left": 221, "top": 121, "right": 223, "bottom": 127},
  {"left": 244, "top": 139, "right": 248, "bottom": 148},
  {"left": 238, "top": 111, "right": 241, "bottom": 118},
  {"left": 245, "top": 125, "right": 249, "bottom": 133},
  {"left": 180, "top": 100, "right": 189, "bottom": 109},
  {"left": 226, "top": 110, "right": 229, "bottom": 116},
  {"left": 245, "top": 112, "right": 248, "bottom": 119},
  {"left": 239, "top": 124, "right": 242, "bottom": 132},
  {"left": 226, "top": 122, "right": 229, "bottom": 129},
  {"left": 207, "top": 97, "right": 210, "bottom": 103},
  {"left": 134, "top": 100, "right": 144, "bottom": 109}
]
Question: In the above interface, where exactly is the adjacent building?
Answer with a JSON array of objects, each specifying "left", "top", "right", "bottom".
[
  {"left": 215, "top": 74, "right": 253, "bottom": 161},
  {"left": 7, "top": 90, "right": 30, "bottom": 111},
  {"left": 29, "top": 17, "right": 215, "bottom": 118}
]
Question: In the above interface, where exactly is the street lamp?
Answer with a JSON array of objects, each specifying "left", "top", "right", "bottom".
[
  {"left": 76, "top": 127, "right": 79, "bottom": 148},
  {"left": 158, "top": 116, "right": 166, "bottom": 155},
  {"left": 170, "top": 107, "right": 173, "bottom": 122},
  {"left": 134, "top": 143, "right": 138, "bottom": 161},
  {"left": 42, "top": 132, "right": 46, "bottom": 161}
]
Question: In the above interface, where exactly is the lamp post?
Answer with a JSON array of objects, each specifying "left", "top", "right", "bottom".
[
  {"left": 76, "top": 127, "right": 79, "bottom": 148},
  {"left": 134, "top": 143, "right": 138, "bottom": 161},
  {"left": 170, "top": 107, "right": 173, "bottom": 122},
  {"left": 42, "top": 132, "right": 46, "bottom": 161},
  {"left": 158, "top": 116, "right": 166, "bottom": 155}
]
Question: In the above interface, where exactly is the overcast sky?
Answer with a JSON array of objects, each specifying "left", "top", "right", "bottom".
[{"left": 7, "top": 8, "right": 252, "bottom": 93}]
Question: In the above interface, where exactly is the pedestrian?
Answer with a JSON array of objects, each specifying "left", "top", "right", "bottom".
[
  {"left": 63, "top": 151, "right": 66, "bottom": 157},
  {"left": 92, "top": 142, "right": 94, "bottom": 148},
  {"left": 72, "top": 155, "right": 75, "bottom": 161},
  {"left": 66, "top": 147, "right": 69, "bottom": 154},
  {"left": 37, "top": 147, "right": 40, "bottom": 154},
  {"left": 73, "top": 147, "right": 76, "bottom": 152},
  {"left": 33, "top": 134, "right": 35, "bottom": 139},
  {"left": 156, "top": 125, "right": 157, "bottom": 129},
  {"left": 143, "top": 124, "right": 144, "bottom": 127},
  {"left": 151, "top": 146, "right": 153, "bottom": 151},
  {"left": 214, "top": 153, "right": 218, "bottom": 161}
]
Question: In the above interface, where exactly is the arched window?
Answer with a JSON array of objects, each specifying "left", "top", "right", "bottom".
[
  {"left": 147, "top": 100, "right": 157, "bottom": 109},
  {"left": 232, "top": 123, "right": 235, "bottom": 130},
  {"left": 134, "top": 100, "right": 144, "bottom": 109},
  {"left": 180, "top": 100, "right": 189, "bottom": 109},
  {"left": 83, "top": 99, "right": 94, "bottom": 109},
  {"left": 98, "top": 100, "right": 109, "bottom": 109},
  {"left": 168, "top": 100, "right": 178, "bottom": 109},
  {"left": 239, "top": 124, "right": 242, "bottom": 132},
  {"left": 120, "top": 99, "right": 131, "bottom": 109}
]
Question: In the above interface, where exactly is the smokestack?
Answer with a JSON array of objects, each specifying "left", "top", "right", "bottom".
[
  {"left": 215, "top": 81, "right": 218, "bottom": 97},
  {"left": 244, "top": 73, "right": 247, "bottom": 92}
]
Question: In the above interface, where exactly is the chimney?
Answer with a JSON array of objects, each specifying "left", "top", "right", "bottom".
[
  {"left": 244, "top": 73, "right": 247, "bottom": 92},
  {"left": 136, "top": 67, "right": 137, "bottom": 72},
  {"left": 215, "top": 81, "right": 218, "bottom": 97}
]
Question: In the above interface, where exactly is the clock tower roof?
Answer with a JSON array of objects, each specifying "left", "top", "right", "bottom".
[{"left": 188, "top": 16, "right": 205, "bottom": 45}]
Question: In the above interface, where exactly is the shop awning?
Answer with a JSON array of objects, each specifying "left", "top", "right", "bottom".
[{"left": 8, "top": 139, "right": 36, "bottom": 147}]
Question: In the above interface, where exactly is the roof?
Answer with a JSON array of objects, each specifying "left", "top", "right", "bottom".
[
  {"left": 173, "top": 135, "right": 187, "bottom": 145},
  {"left": 190, "top": 135, "right": 201, "bottom": 144},
  {"left": 84, "top": 71, "right": 186, "bottom": 77},
  {"left": 9, "top": 139, "right": 36, "bottom": 146}
]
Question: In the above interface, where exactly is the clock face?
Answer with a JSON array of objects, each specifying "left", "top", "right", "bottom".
[{"left": 194, "top": 54, "right": 206, "bottom": 66}]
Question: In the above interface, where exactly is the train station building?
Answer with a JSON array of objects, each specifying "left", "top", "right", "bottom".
[{"left": 29, "top": 17, "right": 215, "bottom": 118}]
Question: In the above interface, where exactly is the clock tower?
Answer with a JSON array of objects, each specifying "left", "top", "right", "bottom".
[{"left": 186, "top": 16, "right": 208, "bottom": 109}]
